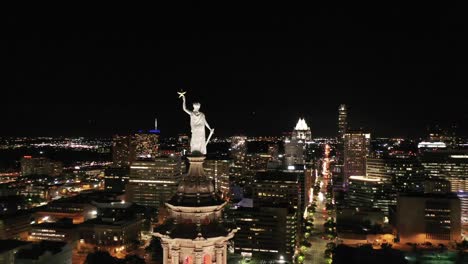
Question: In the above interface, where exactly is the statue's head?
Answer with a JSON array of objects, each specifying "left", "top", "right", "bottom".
[{"left": 193, "top": 102, "right": 201, "bottom": 111}]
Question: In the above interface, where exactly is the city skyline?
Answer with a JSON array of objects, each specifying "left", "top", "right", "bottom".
[{"left": 6, "top": 8, "right": 468, "bottom": 138}]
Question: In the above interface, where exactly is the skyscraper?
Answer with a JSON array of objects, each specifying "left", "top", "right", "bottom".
[
  {"left": 125, "top": 156, "right": 183, "bottom": 208},
  {"left": 338, "top": 104, "right": 347, "bottom": 141},
  {"left": 343, "top": 130, "right": 370, "bottom": 186},
  {"left": 284, "top": 118, "right": 311, "bottom": 166},
  {"left": 112, "top": 135, "right": 133, "bottom": 167},
  {"left": 348, "top": 175, "right": 394, "bottom": 215},
  {"left": 204, "top": 158, "right": 231, "bottom": 197},
  {"left": 366, "top": 155, "right": 426, "bottom": 193},
  {"left": 227, "top": 205, "right": 297, "bottom": 261}
]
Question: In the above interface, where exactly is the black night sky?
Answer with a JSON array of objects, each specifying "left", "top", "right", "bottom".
[{"left": 5, "top": 7, "right": 468, "bottom": 138}]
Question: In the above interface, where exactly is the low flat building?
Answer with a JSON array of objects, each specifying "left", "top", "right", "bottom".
[
  {"left": 30, "top": 219, "right": 78, "bottom": 243},
  {"left": 396, "top": 193, "right": 461, "bottom": 245},
  {"left": 78, "top": 199, "right": 143, "bottom": 254},
  {"left": 0, "top": 210, "right": 32, "bottom": 240}
]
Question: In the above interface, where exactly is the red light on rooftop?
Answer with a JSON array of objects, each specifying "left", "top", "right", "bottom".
[{"left": 24, "top": 156, "right": 32, "bottom": 159}]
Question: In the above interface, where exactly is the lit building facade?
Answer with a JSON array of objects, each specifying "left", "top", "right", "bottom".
[
  {"left": 112, "top": 135, "right": 134, "bottom": 167},
  {"left": 30, "top": 220, "right": 78, "bottom": 243},
  {"left": 204, "top": 159, "right": 231, "bottom": 197},
  {"left": 366, "top": 156, "right": 426, "bottom": 193},
  {"left": 227, "top": 205, "right": 297, "bottom": 261},
  {"left": 348, "top": 175, "right": 394, "bottom": 215},
  {"left": 420, "top": 151, "right": 468, "bottom": 193},
  {"left": 343, "top": 131, "right": 370, "bottom": 186},
  {"left": 126, "top": 156, "right": 183, "bottom": 208},
  {"left": 338, "top": 104, "right": 347, "bottom": 141}
]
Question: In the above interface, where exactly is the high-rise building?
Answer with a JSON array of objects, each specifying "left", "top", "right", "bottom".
[
  {"left": 366, "top": 156, "right": 426, "bottom": 193},
  {"left": 292, "top": 118, "right": 312, "bottom": 141},
  {"left": 204, "top": 158, "right": 231, "bottom": 197},
  {"left": 112, "top": 135, "right": 133, "bottom": 167},
  {"left": 396, "top": 193, "right": 461, "bottom": 244},
  {"left": 230, "top": 136, "right": 247, "bottom": 164},
  {"left": 252, "top": 171, "right": 302, "bottom": 210},
  {"left": 284, "top": 118, "right": 312, "bottom": 166},
  {"left": 133, "top": 129, "right": 160, "bottom": 160},
  {"left": 343, "top": 131, "right": 370, "bottom": 186},
  {"left": 348, "top": 175, "right": 394, "bottom": 215},
  {"left": 125, "top": 156, "right": 183, "bottom": 208},
  {"left": 420, "top": 151, "right": 468, "bottom": 193},
  {"left": 21, "top": 156, "right": 63, "bottom": 177},
  {"left": 338, "top": 104, "right": 347, "bottom": 141},
  {"left": 245, "top": 153, "right": 272, "bottom": 172},
  {"left": 227, "top": 203, "right": 297, "bottom": 261},
  {"left": 154, "top": 155, "right": 237, "bottom": 264}
]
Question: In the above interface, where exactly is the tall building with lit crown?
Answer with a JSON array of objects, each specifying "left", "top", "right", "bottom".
[
  {"left": 338, "top": 104, "right": 347, "bottom": 141},
  {"left": 343, "top": 130, "right": 370, "bottom": 187},
  {"left": 284, "top": 118, "right": 311, "bottom": 166},
  {"left": 133, "top": 130, "right": 160, "bottom": 160},
  {"left": 126, "top": 156, "right": 183, "bottom": 208},
  {"left": 154, "top": 155, "right": 237, "bottom": 264}
]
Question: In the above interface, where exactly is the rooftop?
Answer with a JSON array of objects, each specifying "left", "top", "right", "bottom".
[
  {"left": 15, "top": 241, "right": 68, "bottom": 260},
  {"left": 349, "top": 175, "right": 382, "bottom": 182}
]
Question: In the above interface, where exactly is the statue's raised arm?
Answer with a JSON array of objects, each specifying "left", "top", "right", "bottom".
[{"left": 181, "top": 95, "right": 191, "bottom": 115}]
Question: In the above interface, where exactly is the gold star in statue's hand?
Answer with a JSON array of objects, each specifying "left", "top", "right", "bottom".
[{"left": 177, "top": 91, "right": 186, "bottom": 98}]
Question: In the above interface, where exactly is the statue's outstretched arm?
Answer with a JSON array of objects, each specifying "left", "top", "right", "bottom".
[
  {"left": 204, "top": 116, "right": 212, "bottom": 131},
  {"left": 182, "top": 96, "right": 191, "bottom": 115}
]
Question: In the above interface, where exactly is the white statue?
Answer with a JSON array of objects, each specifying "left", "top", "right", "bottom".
[{"left": 180, "top": 92, "right": 214, "bottom": 155}]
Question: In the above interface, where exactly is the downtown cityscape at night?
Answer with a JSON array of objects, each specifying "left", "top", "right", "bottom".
[{"left": 4, "top": 6, "right": 468, "bottom": 264}]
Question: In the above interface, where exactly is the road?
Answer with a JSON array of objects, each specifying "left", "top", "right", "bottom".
[{"left": 304, "top": 144, "right": 335, "bottom": 264}]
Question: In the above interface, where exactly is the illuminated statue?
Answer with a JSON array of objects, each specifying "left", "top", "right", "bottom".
[{"left": 180, "top": 91, "right": 214, "bottom": 155}]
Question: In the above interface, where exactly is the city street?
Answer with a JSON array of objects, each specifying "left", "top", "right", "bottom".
[{"left": 303, "top": 145, "right": 335, "bottom": 264}]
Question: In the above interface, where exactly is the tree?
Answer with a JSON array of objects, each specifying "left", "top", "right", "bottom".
[
  {"left": 380, "top": 243, "right": 392, "bottom": 250},
  {"left": 123, "top": 255, "right": 146, "bottom": 264},
  {"left": 145, "top": 236, "right": 163, "bottom": 263},
  {"left": 85, "top": 251, "right": 118, "bottom": 264}
]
